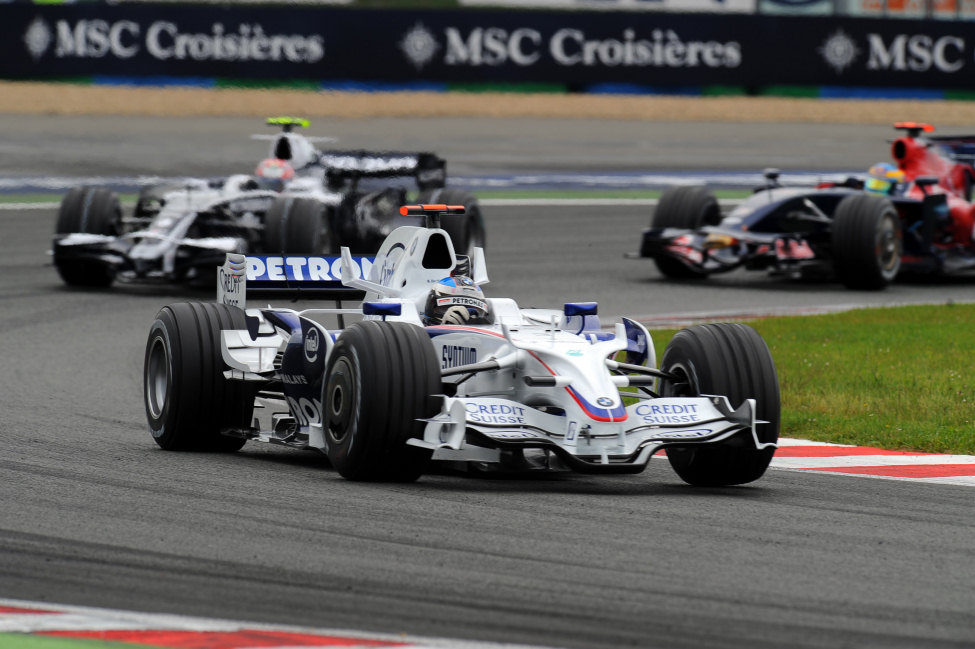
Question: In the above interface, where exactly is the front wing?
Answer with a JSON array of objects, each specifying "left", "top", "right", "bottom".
[
  {"left": 412, "top": 395, "right": 772, "bottom": 474},
  {"left": 53, "top": 233, "right": 234, "bottom": 281},
  {"left": 634, "top": 227, "right": 824, "bottom": 276}
]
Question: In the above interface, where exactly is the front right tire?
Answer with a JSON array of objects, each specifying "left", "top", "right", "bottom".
[
  {"left": 54, "top": 186, "right": 121, "bottom": 287},
  {"left": 323, "top": 321, "right": 440, "bottom": 481}
]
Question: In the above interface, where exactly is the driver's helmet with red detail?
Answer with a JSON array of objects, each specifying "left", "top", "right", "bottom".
[
  {"left": 253, "top": 158, "right": 295, "bottom": 192},
  {"left": 865, "top": 162, "right": 906, "bottom": 195},
  {"left": 424, "top": 275, "right": 490, "bottom": 326}
]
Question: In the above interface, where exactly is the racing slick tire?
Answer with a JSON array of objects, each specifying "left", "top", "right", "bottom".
[
  {"left": 421, "top": 188, "right": 486, "bottom": 257},
  {"left": 144, "top": 302, "right": 253, "bottom": 452},
  {"left": 54, "top": 186, "right": 122, "bottom": 287},
  {"left": 323, "top": 321, "right": 440, "bottom": 482},
  {"left": 660, "top": 323, "right": 780, "bottom": 487},
  {"left": 831, "top": 194, "right": 902, "bottom": 290},
  {"left": 651, "top": 186, "right": 721, "bottom": 279},
  {"left": 264, "top": 196, "right": 335, "bottom": 255}
]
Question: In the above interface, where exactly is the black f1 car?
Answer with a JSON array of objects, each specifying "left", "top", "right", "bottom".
[
  {"left": 51, "top": 117, "right": 485, "bottom": 288},
  {"left": 631, "top": 123, "right": 975, "bottom": 290}
]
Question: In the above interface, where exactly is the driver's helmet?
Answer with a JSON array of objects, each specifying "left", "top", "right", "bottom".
[
  {"left": 865, "top": 162, "right": 906, "bottom": 195},
  {"left": 254, "top": 157, "right": 295, "bottom": 192},
  {"left": 424, "top": 275, "right": 490, "bottom": 326}
]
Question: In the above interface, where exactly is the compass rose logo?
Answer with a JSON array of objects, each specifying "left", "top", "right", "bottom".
[
  {"left": 818, "top": 29, "right": 860, "bottom": 74},
  {"left": 400, "top": 22, "right": 439, "bottom": 71},
  {"left": 23, "top": 17, "right": 52, "bottom": 62}
]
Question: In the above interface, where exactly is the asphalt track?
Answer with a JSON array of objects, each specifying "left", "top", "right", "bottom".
[
  {"left": 0, "top": 114, "right": 909, "bottom": 177},
  {"left": 1, "top": 116, "right": 975, "bottom": 649}
]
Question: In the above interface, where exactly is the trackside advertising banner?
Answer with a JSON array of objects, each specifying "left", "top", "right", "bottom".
[{"left": 4, "top": 5, "right": 975, "bottom": 88}]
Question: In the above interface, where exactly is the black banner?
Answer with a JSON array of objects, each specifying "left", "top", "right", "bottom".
[{"left": 2, "top": 4, "right": 975, "bottom": 88}]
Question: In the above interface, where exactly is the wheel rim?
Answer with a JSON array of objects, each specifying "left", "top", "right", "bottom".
[
  {"left": 661, "top": 361, "right": 699, "bottom": 465},
  {"left": 146, "top": 336, "right": 169, "bottom": 419},
  {"left": 662, "top": 361, "right": 698, "bottom": 398},
  {"left": 325, "top": 357, "right": 356, "bottom": 445},
  {"left": 876, "top": 213, "right": 902, "bottom": 278}
]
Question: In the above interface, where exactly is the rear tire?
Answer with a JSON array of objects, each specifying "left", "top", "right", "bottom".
[
  {"left": 323, "top": 321, "right": 440, "bottom": 481},
  {"left": 651, "top": 186, "right": 720, "bottom": 279},
  {"left": 144, "top": 302, "right": 253, "bottom": 452},
  {"left": 54, "top": 186, "right": 121, "bottom": 287},
  {"left": 832, "top": 193, "right": 901, "bottom": 290},
  {"left": 264, "top": 197, "right": 334, "bottom": 254},
  {"left": 422, "top": 188, "right": 486, "bottom": 257},
  {"left": 660, "top": 323, "right": 779, "bottom": 487}
]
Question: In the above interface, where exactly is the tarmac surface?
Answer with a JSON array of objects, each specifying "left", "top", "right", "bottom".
[
  {"left": 1, "top": 115, "right": 974, "bottom": 649},
  {"left": 0, "top": 114, "right": 909, "bottom": 178}
]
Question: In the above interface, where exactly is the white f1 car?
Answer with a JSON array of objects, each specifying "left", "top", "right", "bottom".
[
  {"left": 53, "top": 117, "right": 484, "bottom": 288},
  {"left": 143, "top": 205, "right": 779, "bottom": 486}
]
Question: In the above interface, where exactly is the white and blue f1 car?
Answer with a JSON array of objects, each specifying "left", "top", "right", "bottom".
[
  {"left": 143, "top": 205, "right": 780, "bottom": 486},
  {"left": 53, "top": 117, "right": 484, "bottom": 288}
]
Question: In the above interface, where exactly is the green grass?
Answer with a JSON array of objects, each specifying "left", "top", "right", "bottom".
[
  {"left": 0, "top": 634, "right": 139, "bottom": 649},
  {"left": 649, "top": 303, "right": 975, "bottom": 455}
]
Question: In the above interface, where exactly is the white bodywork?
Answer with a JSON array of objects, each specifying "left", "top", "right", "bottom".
[
  {"left": 54, "top": 172, "right": 343, "bottom": 280},
  {"left": 217, "top": 224, "right": 773, "bottom": 471}
]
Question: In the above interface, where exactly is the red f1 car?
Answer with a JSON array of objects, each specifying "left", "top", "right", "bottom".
[{"left": 631, "top": 123, "right": 975, "bottom": 290}]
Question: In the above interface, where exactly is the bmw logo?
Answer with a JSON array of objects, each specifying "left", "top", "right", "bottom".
[{"left": 596, "top": 397, "right": 614, "bottom": 407}]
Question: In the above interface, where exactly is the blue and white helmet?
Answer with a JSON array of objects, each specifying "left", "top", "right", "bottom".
[{"left": 424, "top": 275, "right": 489, "bottom": 325}]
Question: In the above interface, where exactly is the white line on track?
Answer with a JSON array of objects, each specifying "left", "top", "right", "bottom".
[{"left": 1, "top": 202, "right": 59, "bottom": 210}]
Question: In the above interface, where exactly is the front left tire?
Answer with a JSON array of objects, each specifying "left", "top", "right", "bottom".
[
  {"left": 660, "top": 323, "right": 780, "bottom": 487},
  {"left": 831, "top": 193, "right": 902, "bottom": 290},
  {"left": 144, "top": 302, "right": 253, "bottom": 452}
]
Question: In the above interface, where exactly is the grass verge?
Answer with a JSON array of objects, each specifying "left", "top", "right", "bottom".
[
  {"left": 649, "top": 303, "right": 975, "bottom": 455},
  {"left": 0, "top": 634, "right": 127, "bottom": 649}
]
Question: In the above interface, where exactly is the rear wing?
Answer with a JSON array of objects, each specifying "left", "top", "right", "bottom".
[
  {"left": 218, "top": 253, "right": 373, "bottom": 305},
  {"left": 320, "top": 151, "right": 446, "bottom": 190},
  {"left": 929, "top": 135, "right": 975, "bottom": 167}
]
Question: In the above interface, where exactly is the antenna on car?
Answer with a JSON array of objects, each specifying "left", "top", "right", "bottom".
[
  {"left": 893, "top": 122, "right": 934, "bottom": 139},
  {"left": 266, "top": 116, "right": 310, "bottom": 133},
  {"left": 399, "top": 204, "right": 466, "bottom": 230},
  {"left": 251, "top": 116, "right": 334, "bottom": 144}
]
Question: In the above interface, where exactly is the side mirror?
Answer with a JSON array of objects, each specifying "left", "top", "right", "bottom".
[
  {"left": 915, "top": 176, "right": 939, "bottom": 195},
  {"left": 362, "top": 302, "right": 402, "bottom": 319}
]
